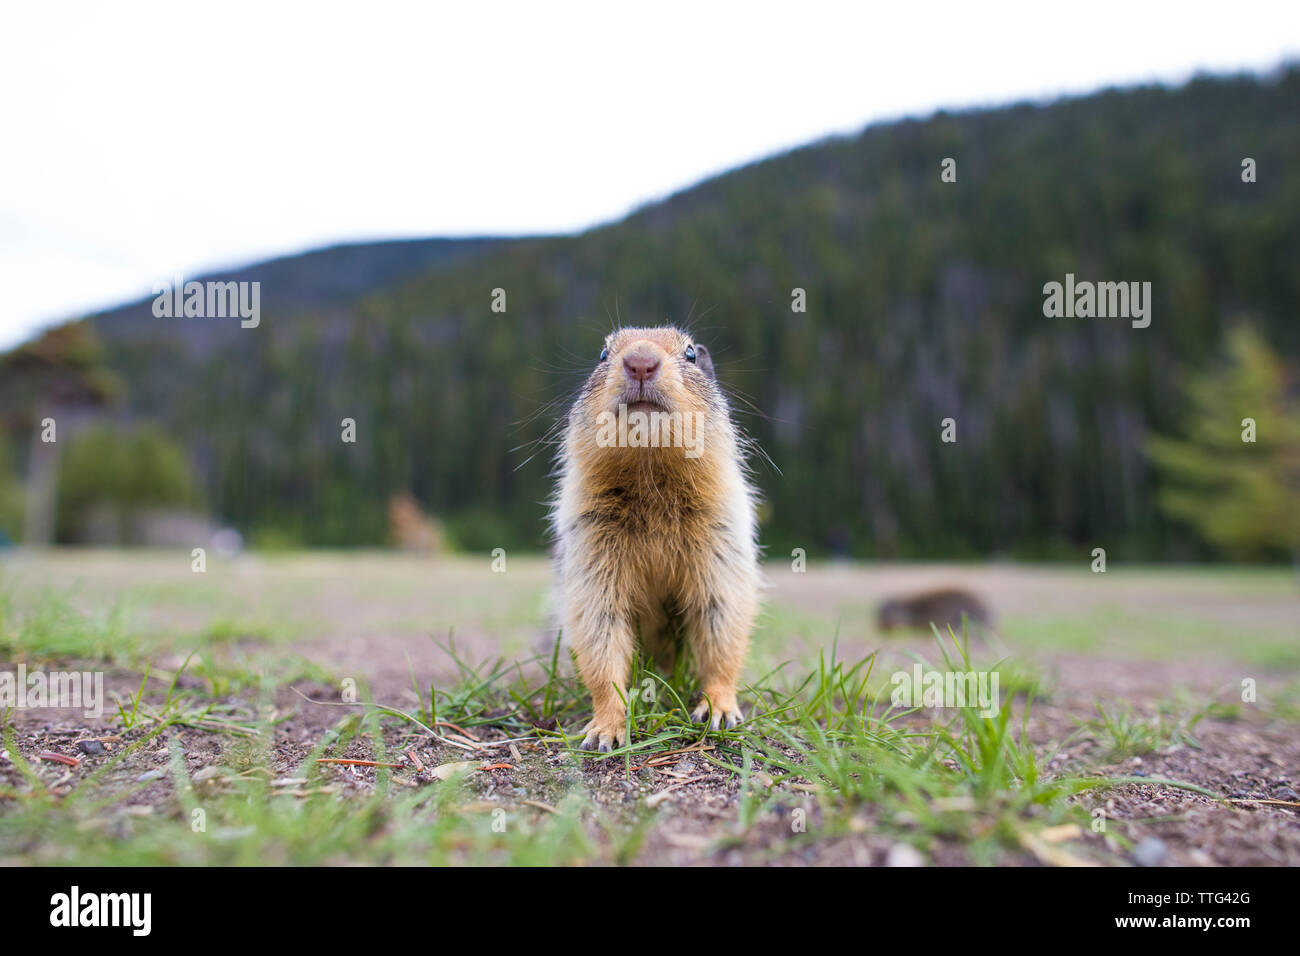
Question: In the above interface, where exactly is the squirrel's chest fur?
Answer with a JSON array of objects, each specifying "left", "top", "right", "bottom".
[
  {"left": 551, "top": 431, "right": 758, "bottom": 619},
  {"left": 567, "top": 469, "right": 727, "bottom": 596}
]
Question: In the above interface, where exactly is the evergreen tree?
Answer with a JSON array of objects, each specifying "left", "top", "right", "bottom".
[{"left": 1147, "top": 325, "right": 1300, "bottom": 561}]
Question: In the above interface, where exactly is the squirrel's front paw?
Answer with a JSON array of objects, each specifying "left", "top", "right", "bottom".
[
  {"left": 691, "top": 695, "right": 744, "bottom": 731},
  {"left": 578, "top": 715, "right": 627, "bottom": 752}
]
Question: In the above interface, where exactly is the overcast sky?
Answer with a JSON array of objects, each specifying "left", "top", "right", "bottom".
[{"left": 2, "top": 2, "right": 1296, "bottom": 349}]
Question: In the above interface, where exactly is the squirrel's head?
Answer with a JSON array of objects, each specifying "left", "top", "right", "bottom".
[
  {"left": 569, "top": 326, "right": 725, "bottom": 467},
  {"left": 585, "top": 326, "right": 716, "bottom": 417}
]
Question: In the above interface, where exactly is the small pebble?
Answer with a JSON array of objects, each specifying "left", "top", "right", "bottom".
[
  {"left": 885, "top": 843, "right": 925, "bottom": 867},
  {"left": 77, "top": 740, "right": 107, "bottom": 756},
  {"left": 135, "top": 770, "right": 164, "bottom": 783},
  {"left": 1132, "top": 836, "right": 1168, "bottom": 867}
]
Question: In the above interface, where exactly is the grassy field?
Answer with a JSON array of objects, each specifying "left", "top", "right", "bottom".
[{"left": 1, "top": 551, "right": 1297, "bottom": 866}]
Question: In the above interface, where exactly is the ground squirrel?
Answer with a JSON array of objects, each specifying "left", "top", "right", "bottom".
[
  {"left": 550, "top": 326, "right": 761, "bottom": 751},
  {"left": 876, "top": 587, "right": 992, "bottom": 634},
  {"left": 388, "top": 492, "right": 443, "bottom": 553}
]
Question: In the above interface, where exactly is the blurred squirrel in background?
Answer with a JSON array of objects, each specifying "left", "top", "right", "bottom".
[
  {"left": 388, "top": 493, "right": 443, "bottom": 554},
  {"left": 877, "top": 588, "right": 992, "bottom": 634}
]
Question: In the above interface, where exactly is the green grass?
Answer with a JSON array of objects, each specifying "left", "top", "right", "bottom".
[
  {"left": 1077, "top": 700, "right": 1208, "bottom": 761},
  {"left": 1004, "top": 606, "right": 1300, "bottom": 667},
  {"left": 4, "top": 621, "right": 1215, "bottom": 866},
  {"left": 3, "top": 556, "right": 1289, "bottom": 866},
  {"left": 0, "top": 587, "right": 137, "bottom": 663},
  {"left": 0, "top": 721, "right": 601, "bottom": 866}
]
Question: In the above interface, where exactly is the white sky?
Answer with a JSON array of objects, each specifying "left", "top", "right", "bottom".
[{"left": 1, "top": 1, "right": 1296, "bottom": 349}]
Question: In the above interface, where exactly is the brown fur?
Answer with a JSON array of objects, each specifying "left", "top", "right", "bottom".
[
  {"left": 876, "top": 588, "right": 992, "bottom": 633},
  {"left": 388, "top": 492, "right": 443, "bottom": 553},
  {"left": 550, "top": 327, "right": 761, "bottom": 750}
]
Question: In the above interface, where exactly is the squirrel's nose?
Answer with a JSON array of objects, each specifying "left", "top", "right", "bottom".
[{"left": 623, "top": 351, "right": 660, "bottom": 383}]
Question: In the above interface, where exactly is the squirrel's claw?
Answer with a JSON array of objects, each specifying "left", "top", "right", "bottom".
[
  {"left": 579, "top": 718, "right": 626, "bottom": 753},
  {"left": 691, "top": 699, "right": 744, "bottom": 731}
]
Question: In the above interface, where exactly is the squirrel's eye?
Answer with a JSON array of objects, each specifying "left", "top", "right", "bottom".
[
  {"left": 684, "top": 345, "right": 697, "bottom": 362},
  {"left": 599, "top": 346, "right": 609, "bottom": 361}
]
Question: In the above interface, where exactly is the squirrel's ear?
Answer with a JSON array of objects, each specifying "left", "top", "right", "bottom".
[{"left": 694, "top": 344, "right": 716, "bottom": 381}]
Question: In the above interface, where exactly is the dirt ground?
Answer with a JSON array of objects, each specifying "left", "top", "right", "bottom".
[{"left": 2, "top": 553, "right": 1297, "bottom": 866}]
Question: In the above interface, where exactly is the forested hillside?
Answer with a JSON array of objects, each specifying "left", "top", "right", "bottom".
[{"left": 63, "top": 68, "right": 1300, "bottom": 556}]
